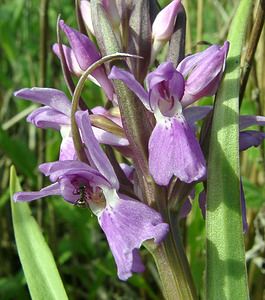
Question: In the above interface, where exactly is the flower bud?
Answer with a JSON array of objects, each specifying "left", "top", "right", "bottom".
[
  {"left": 151, "top": 0, "right": 181, "bottom": 64},
  {"left": 152, "top": 0, "right": 181, "bottom": 41}
]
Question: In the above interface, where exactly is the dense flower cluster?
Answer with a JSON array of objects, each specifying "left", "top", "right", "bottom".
[{"left": 13, "top": 0, "right": 265, "bottom": 280}]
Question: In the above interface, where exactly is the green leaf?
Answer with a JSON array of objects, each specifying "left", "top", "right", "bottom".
[
  {"left": 206, "top": 0, "right": 252, "bottom": 299},
  {"left": 10, "top": 166, "right": 68, "bottom": 300}
]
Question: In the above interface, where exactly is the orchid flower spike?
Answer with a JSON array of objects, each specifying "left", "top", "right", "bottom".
[{"left": 13, "top": 110, "right": 169, "bottom": 281}]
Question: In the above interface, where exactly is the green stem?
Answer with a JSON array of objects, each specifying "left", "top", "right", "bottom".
[
  {"left": 239, "top": 0, "right": 265, "bottom": 106},
  {"left": 146, "top": 210, "right": 197, "bottom": 300},
  {"left": 196, "top": 0, "right": 203, "bottom": 51}
]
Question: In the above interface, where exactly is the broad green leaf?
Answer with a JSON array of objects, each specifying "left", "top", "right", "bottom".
[
  {"left": 206, "top": 0, "right": 252, "bottom": 299},
  {"left": 10, "top": 166, "right": 68, "bottom": 300}
]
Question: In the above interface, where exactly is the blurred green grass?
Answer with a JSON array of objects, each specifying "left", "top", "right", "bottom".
[{"left": 0, "top": 0, "right": 264, "bottom": 299}]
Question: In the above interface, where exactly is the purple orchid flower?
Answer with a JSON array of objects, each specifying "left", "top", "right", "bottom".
[
  {"left": 109, "top": 43, "right": 229, "bottom": 186},
  {"left": 53, "top": 20, "right": 114, "bottom": 101},
  {"left": 14, "top": 87, "right": 129, "bottom": 160},
  {"left": 109, "top": 62, "right": 207, "bottom": 186},
  {"left": 14, "top": 110, "right": 169, "bottom": 280}
]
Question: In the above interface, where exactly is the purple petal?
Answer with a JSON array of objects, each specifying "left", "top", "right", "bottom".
[
  {"left": 76, "top": 111, "right": 119, "bottom": 189},
  {"left": 39, "top": 160, "right": 108, "bottom": 187},
  {"left": 98, "top": 194, "right": 169, "bottom": 280},
  {"left": 119, "top": 163, "right": 134, "bottom": 182},
  {"left": 53, "top": 44, "right": 103, "bottom": 87},
  {"left": 145, "top": 63, "right": 184, "bottom": 116},
  {"left": 91, "top": 106, "right": 123, "bottom": 127},
  {"left": 27, "top": 106, "right": 70, "bottom": 130},
  {"left": 53, "top": 43, "right": 83, "bottom": 76},
  {"left": 93, "top": 69, "right": 115, "bottom": 101},
  {"left": 178, "top": 189, "right": 195, "bottom": 219},
  {"left": 146, "top": 62, "right": 176, "bottom": 90},
  {"left": 58, "top": 176, "right": 80, "bottom": 204},
  {"left": 108, "top": 66, "right": 150, "bottom": 110},
  {"left": 183, "top": 105, "right": 212, "bottom": 129},
  {"left": 178, "top": 42, "right": 229, "bottom": 107},
  {"left": 240, "top": 115, "right": 265, "bottom": 130},
  {"left": 59, "top": 20, "right": 100, "bottom": 70},
  {"left": 13, "top": 183, "right": 61, "bottom": 202},
  {"left": 239, "top": 130, "right": 265, "bottom": 151},
  {"left": 183, "top": 72, "right": 223, "bottom": 106},
  {"left": 177, "top": 45, "right": 219, "bottom": 76},
  {"left": 168, "top": 70, "right": 185, "bottom": 102},
  {"left": 80, "top": 0, "right": 94, "bottom": 34},
  {"left": 59, "top": 137, "right": 76, "bottom": 161},
  {"left": 152, "top": 0, "right": 181, "bottom": 40},
  {"left": 92, "top": 127, "right": 129, "bottom": 146},
  {"left": 149, "top": 114, "right": 206, "bottom": 185},
  {"left": 59, "top": 20, "right": 114, "bottom": 100},
  {"left": 177, "top": 42, "right": 229, "bottom": 77},
  {"left": 14, "top": 88, "right": 71, "bottom": 116}
]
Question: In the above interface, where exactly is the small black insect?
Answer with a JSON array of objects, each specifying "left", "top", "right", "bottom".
[{"left": 73, "top": 185, "right": 90, "bottom": 208}]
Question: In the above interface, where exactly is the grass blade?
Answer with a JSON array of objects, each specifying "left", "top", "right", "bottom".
[
  {"left": 10, "top": 166, "right": 68, "bottom": 300},
  {"left": 206, "top": 0, "right": 252, "bottom": 299}
]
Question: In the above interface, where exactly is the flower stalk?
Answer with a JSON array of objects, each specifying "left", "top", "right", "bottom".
[{"left": 146, "top": 193, "right": 197, "bottom": 300}]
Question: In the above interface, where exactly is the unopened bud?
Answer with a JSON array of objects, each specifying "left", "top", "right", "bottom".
[
  {"left": 152, "top": 0, "right": 181, "bottom": 41},
  {"left": 151, "top": 0, "right": 181, "bottom": 64}
]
